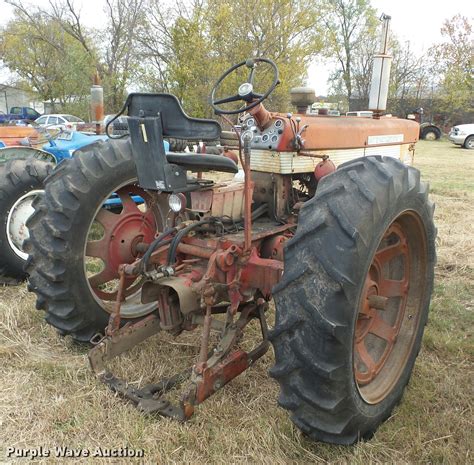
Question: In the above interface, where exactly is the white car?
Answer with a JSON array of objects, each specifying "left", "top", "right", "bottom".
[
  {"left": 449, "top": 124, "right": 474, "bottom": 149},
  {"left": 34, "top": 114, "right": 84, "bottom": 130}
]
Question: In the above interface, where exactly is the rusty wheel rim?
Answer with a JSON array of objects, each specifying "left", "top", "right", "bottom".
[
  {"left": 354, "top": 211, "right": 428, "bottom": 404},
  {"left": 84, "top": 180, "right": 163, "bottom": 318}
]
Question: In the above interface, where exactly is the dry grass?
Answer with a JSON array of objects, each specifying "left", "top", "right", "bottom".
[{"left": 1, "top": 140, "right": 473, "bottom": 464}]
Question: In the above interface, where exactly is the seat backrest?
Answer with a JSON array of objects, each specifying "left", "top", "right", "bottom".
[{"left": 126, "top": 93, "right": 221, "bottom": 141}]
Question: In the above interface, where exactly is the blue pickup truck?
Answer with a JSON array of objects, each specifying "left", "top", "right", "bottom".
[{"left": 0, "top": 106, "right": 42, "bottom": 124}]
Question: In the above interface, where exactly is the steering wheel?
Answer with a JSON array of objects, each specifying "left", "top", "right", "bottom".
[{"left": 210, "top": 58, "right": 279, "bottom": 115}]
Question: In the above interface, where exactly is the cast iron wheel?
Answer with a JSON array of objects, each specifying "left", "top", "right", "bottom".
[
  {"left": 25, "top": 140, "right": 168, "bottom": 342},
  {"left": 463, "top": 135, "right": 474, "bottom": 150},
  {"left": 270, "top": 156, "right": 436, "bottom": 444},
  {"left": 0, "top": 158, "right": 53, "bottom": 281}
]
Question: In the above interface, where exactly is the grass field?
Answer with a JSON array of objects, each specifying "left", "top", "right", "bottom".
[{"left": 1, "top": 140, "right": 473, "bottom": 464}]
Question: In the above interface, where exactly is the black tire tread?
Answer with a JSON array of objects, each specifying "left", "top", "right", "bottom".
[
  {"left": 0, "top": 158, "right": 53, "bottom": 280},
  {"left": 270, "top": 156, "right": 436, "bottom": 444},
  {"left": 24, "top": 140, "right": 137, "bottom": 342}
]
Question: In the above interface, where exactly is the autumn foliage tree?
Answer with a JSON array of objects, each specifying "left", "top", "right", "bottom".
[
  {"left": 0, "top": 6, "right": 96, "bottom": 114},
  {"left": 430, "top": 14, "right": 473, "bottom": 116}
]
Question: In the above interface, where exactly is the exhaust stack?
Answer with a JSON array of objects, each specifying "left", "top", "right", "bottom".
[
  {"left": 91, "top": 71, "right": 104, "bottom": 135},
  {"left": 369, "top": 14, "right": 392, "bottom": 117}
]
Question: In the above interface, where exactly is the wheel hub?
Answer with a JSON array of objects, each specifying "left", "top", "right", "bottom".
[
  {"left": 354, "top": 219, "right": 415, "bottom": 400},
  {"left": 85, "top": 185, "right": 158, "bottom": 307},
  {"left": 6, "top": 190, "right": 43, "bottom": 260},
  {"left": 424, "top": 131, "right": 437, "bottom": 141},
  {"left": 107, "top": 214, "right": 152, "bottom": 269}
]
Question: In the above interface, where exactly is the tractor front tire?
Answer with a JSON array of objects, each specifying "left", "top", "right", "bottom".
[
  {"left": 0, "top": 158, "right": 53, "bottom": 281},
  {"left": 25, "top": 140, "right": 167, "bottom": 342},
  {"left": 270, "top": 156, "right": 436, "bottom": 444}
]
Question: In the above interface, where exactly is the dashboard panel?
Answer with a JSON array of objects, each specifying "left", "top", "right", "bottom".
[{"left": 242, "top": 116, "right": 286, "bottom": 150}]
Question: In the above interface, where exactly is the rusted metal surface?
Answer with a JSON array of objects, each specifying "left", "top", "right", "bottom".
[
  {"left": 198, "top": 305, "right": 213, "bottom": 365},
  {"left": 354, "top": 213, "right": 427, "bottom": 404},
  {"left": 0, "top": 127, "right": 43, "bottom": 147},
  {"left": 89, "top": 314, "right": 161, "bottom": 375},
  {"left": 107, "top": 266, "right": 126, "bottom": 335},
  {"left": 142, "top": 276, "right": 202, "bottom": 314},
  {"left": 195, "top": 350, "right": 249, "bottom": 403},
  {"left": 243, "top": 144, "right": 253, "bottom": 251},
  {"left": 274, "top": 113, "right": 419, "bottom": 152},
  {"left": 89, "top": 291, "right": 270, "bottom": 421},
  {"left": 314, "top": 158, "right": 336, "bottom": 180},
  {"left": 240, "top": 248, "right": 283, "bottom": 297},
  {"left": 248, "top": 103, "right": 273, "bottom": 129},
  {"left": 91, "top": 71, "right": 104, "bottom": 135},
  {"left": 86, "top": 184, "right": 156, "bottom": 304}
]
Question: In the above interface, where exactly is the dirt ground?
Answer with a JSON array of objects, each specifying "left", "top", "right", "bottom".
[{"left": 0, "top": 139, "right": 473, "bottom": 464}]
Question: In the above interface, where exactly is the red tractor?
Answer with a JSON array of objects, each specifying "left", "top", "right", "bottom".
[{"left": 25, "top": 57, "right": 435, "bottom": 444}]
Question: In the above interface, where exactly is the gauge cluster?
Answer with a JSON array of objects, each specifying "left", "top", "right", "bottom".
[{"left": 242, "top": 116, "right": 285, "bottom": 150}]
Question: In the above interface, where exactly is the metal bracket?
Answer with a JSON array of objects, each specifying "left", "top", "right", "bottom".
[
  {"left": 128, "top": 114, "right": 187, "bottom": 192},
  {"left": 88, "top": 301, "right": 270, "bottom": 422}
]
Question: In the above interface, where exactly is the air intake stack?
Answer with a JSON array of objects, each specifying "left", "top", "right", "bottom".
[
  {"left": 369, "top": 14, "right": 392, "bottom": 118},
  {"left": 290, "top": 87, "right": 316, "bottom": 114}
]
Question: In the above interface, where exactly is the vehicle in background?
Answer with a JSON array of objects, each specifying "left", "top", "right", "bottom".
[
  {"left": 0, "top": 129, "right": 169, "bottom": 281},
  {"left": 346, "top": 110, "right": 373, "bottom": 117},
  {"left": 449, "top": 124, "right": 474, "bottom": 149},
  {"left": 0, "top": 106, "right": 42, "bottom": 124},
  {"left": 408, "top": 108, "right": 442, "bottom": 140},
  {"left": 104, "top": 114, "right": 129, "bottom": 135},
  {"left": 34, "top": 114, "right": 84, "bottom": 130}
]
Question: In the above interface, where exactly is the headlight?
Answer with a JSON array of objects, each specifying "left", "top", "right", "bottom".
[{"left": 168, "top": 193, "right": 186, "bottom": 213}]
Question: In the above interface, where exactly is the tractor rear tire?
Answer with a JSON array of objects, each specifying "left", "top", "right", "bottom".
[
  {"left": 25, "top": 140, "right": 167, "bottom": 342},
  {"left": 270, "top": 156, "right": 436, "bottom": 444},
  {"left": 0, "top": 158, "right": 53, "bottom": 281},
  {"left": 420, "top": 127, "right": 441, "bottom": 141}
]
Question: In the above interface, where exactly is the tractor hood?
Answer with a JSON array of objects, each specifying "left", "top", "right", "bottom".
[{"left": 276, "top": 115, "right": 419, "bottom": 151}]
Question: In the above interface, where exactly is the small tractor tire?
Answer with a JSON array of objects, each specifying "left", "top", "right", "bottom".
[
  {"left": 0, "top": 158, "right": 53, "bottom": 281},
  {"left": 25, "top": 140, "right": 167, "bottom": 342},
  {"left": 463, "top": 135, "right": 474, "bottom": 150},
  {"left": 420, "top": 126, "right": 441, "bottom": 141},
  {"left": 270, "top": 156, "right": 436, "bottom": 444}
]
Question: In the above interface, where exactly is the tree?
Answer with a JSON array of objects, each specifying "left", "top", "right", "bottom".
[
  {"left": 0, "top": 7, "right": 96, "bottom": 114},
  {"left": 46, "top": 0, "right": 146, "bottom": 111},
  {"left": 430, "top": 15, "right": 473, "bottom": 114},
  {"left": 2, "top": 0, "right": 147, "bottom": 113},
  {"left": 387, "top": 39, "right": 430, "bottom": 116},
  {"left": 321, "top": 0, "right": 378, "bottom": 108},
  {"left": 138, "top": 0, "right": 325, "bottom": 118},
  {"left": 1, "top": 0, "right": 328, "bottom": 119},
  {"left": 101, "top": 0, "right": 146, "bottom": 110}
]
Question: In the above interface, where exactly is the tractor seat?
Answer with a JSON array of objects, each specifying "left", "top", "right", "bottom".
[{"left": 166, "top": 152, "right": 238, "bottom": 174}]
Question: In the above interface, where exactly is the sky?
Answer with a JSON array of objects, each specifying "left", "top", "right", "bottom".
[{"left": 0, "top": 0, "right": 472, "bottom": 94}]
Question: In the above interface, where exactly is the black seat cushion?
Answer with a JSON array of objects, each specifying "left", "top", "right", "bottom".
[
  {"left": 166, "top": 152, "right": 238, "bottom": 174},
  {"left": 127, "top": 93, "right": 221, "bottom": 141}
]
